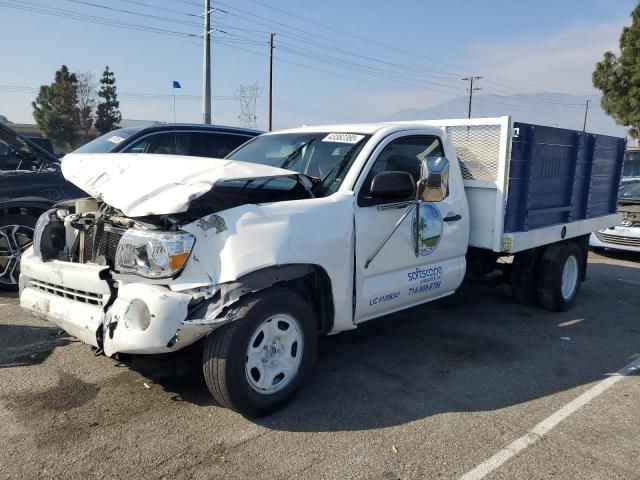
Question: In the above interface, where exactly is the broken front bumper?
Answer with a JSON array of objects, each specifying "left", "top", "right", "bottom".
[{"left": 19, "top": 249, "right": 215, "bottom": 356}]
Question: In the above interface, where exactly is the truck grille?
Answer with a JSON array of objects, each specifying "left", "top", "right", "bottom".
[
  {"left": 594, "top": 231, "right": 640, "bottom": 248},
  {"left": 28, "top": 279, "right": 105, "bottom": 306},
  {"left": 80, "top": 226, "right": 124, "bottom": 266}
]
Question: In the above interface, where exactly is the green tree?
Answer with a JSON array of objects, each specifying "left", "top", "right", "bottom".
[
  {"left": 32, "top": 65, "right": 80, "bottom": 149},
  {"left": 94, "top": 66, "right": 122, "bottom": 134},
  {"left": 593, "top": 6, "right": 640, "bottom": 138}
]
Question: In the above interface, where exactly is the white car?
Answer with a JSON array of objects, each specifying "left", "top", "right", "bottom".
[{"left": 590, "top": 180, "right": 640, "bottom": 253}]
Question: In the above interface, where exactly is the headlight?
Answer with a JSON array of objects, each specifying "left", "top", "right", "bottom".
[
  {"left": 33, "top": 208, "right": 65, "bottom": 260},
  {"left": 33, "top": 209, "right": 55, "bottom": 257},
  {"left": 115, "top": 230, "right": 195, "bottom": 278}
]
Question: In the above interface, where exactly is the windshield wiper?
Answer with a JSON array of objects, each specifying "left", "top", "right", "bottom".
[
  {"left": 318, "top": 140, "right": 363, "bottom": 185},
  {"left": 271, "top": 138, "right": 315, "bottom": 170}
]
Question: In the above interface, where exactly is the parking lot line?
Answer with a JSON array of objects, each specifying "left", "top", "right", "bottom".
[{"left": 459, "top": 356, "right": 640, "bottom": 480}]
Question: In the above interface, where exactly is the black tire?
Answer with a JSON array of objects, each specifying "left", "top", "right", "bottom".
[
  {"left": 202, "top": 287, "right": 318, "bottom": 417},
  {"left": 510, "top": 250, "right": 539, "bottom": 306},
  {"left": 0, "top": 214, "right": 38, "bottom": 291},
  {"left": 536, "top": 242, "right": 583, "bottom": 312}
]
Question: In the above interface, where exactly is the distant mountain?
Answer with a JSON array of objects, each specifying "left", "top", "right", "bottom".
[{"left": 388, "top": 93, "right": 627, "bottom": 137}]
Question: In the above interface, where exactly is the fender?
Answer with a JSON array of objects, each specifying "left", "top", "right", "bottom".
[
  {"left": 186, "top": 264, "right": 335, "bottom": 333},
  {"left": 179, "top": 193, "right": 357, "bottom": 333}
]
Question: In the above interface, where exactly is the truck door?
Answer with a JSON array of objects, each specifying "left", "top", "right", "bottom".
[{"left": 353, "top": 133, "right": 469, "bottom": 323}]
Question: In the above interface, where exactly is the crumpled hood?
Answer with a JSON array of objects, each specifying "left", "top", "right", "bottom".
[{"left": 61, "top": 153, "right": 299, "bottom": 217}]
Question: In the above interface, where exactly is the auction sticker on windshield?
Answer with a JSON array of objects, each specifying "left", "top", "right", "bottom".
[
  {"left": 107, "top": 135, "right": 125, "bottom": 144},
  {"left": 322, "top": 133, "right": 365, "bottom": 144}
]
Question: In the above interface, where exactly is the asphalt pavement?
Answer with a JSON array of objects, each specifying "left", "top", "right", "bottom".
[{"left": 1, "top": 250, "right": 639, "bottom": 480}]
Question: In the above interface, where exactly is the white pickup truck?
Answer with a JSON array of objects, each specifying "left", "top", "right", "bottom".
[{"left": 19, "top": 117, "right": 625, "bottom": 416}]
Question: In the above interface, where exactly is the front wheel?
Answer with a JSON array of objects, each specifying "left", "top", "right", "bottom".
[{"left": 202, "top": 287, "right": 318, "bottom": 417}]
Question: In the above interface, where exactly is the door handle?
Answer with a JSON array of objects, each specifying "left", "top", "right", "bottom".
[{"left": 443, "top": 214, "right": 462, "bottom": 222}]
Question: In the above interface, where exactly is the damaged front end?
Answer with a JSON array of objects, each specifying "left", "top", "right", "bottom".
[
  {"left": 19, "top": 152, "right": 335, "bottom": 356},
  {"left": 19, "top": 198, "right": 238, "bottom": 357}
]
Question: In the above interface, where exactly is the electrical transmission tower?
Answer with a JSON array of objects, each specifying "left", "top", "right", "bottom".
[{"left": 236, "top": 83, "right": 263, "bottom": 129}]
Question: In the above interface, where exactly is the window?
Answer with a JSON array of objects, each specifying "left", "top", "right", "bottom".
[
  {"left": 198, "top": 133, "right": 252, "bottom": 158},
  {"left": 358, "top": 135, "right": 443, "bottom": 203},
  {"left": 123, "top": 131, "right": 191, "bottom": 155}
]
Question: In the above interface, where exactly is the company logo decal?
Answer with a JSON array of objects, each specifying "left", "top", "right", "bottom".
[{"left": 411, "top": 203, "right": 443, "bottom": 256}]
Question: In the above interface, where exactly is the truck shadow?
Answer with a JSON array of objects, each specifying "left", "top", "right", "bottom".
[
  {"left": 120, "top": 259, "right": 640, "bottom": 431},
  {"left": 0, "top": 323, "right": 72, "bottom": 369}
]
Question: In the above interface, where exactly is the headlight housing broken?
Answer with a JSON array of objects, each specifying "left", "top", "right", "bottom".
[{"left": 115, "top": 230, "right": 195, "bottom": 278}]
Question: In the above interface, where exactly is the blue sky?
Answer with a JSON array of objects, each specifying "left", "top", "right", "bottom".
[{"left": 0, "top": 0, "right": 637, "bottom": 130}]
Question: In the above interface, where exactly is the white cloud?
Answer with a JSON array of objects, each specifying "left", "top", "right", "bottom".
[{"left": 466, "top": 20, "right": 626, "bottom": 94}]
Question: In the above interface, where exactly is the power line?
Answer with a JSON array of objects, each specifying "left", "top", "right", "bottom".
[
  {"left": 1, "top": 0, "right": 599, "bottom": 120},
  {"left": 218, "top": 0, "right": 597, "bottom": 101},
  {"left": 66, "top": 0, "right": 201, "bottom": 27},
  {"left": 0, "top": 0, "right": 199, "bottom": 38},
  {"left": 118, "top": 0, "right": 199, "bottom": 17},
  {"left": 234, "top": 0, "right": 467, "bottom": 76}
]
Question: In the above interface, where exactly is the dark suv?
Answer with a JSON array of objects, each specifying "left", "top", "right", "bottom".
[
  {"left": 1, "top": 123, "right": 86, "bottom": 289},
  {"left": 74, "top": 123, "right": 261, "bottom": 156},
  {"left": 1, "top": 123, "right": 261, "bottom": 290}
]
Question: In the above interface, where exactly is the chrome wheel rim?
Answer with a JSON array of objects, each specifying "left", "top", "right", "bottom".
[
  {"left": 0, "top": 224, "right": 34, "bottom": 286},
  {"left": 561, "top": 255, "right": 579, "bottom": 300},
  {"left": 245, "top": 314, "right": 304, "bottom": 395}
]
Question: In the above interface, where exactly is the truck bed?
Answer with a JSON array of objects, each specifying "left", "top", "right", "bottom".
[{"left": 413, "top": 117, "right": 625, "bottom": 253}]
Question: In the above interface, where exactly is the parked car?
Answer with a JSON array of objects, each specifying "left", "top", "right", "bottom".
[
  {"left": 19, "top": 117, "right": 625, "bottom": 416},
  {"left": 590, "top": 179, "right": 640, "bottom": 253},
  {"left": 0, "top": 123, "right": 86, "bottom": 289},
  {"left": 74, "top": 123, "right": 262, "bottom": 157}
]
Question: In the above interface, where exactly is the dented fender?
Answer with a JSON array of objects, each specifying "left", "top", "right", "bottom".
[{"left": 178, "top": 193, "right": 357, "bottom": 333}]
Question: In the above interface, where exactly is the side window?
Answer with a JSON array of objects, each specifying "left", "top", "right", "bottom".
[
  {"left": 200, "top": 133, "right": 252, "bottom": 158},
  {"left": 124, "top": 132, "right": 191, "bottom": 155},
  {"left": 358, "top": 135, "right": 444, "bottom": 201}
]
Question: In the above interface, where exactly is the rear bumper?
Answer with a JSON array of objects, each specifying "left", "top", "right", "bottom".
[
  {"left": 589, "top": 229, "right": 640, "bottom": 254},
  {"left": 19, "top": 249, "right": 216, "bottom": 356}
]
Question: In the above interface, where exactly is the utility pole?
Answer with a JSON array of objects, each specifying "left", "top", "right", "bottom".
[
  {"left": 582, "top": 99, "right": 590, "bottom": 133},
  {"left": 462, "top": 76, "right": 482, "bottom": 118},
  {"left": 202, "top": 0, "right": 212, "bottom": 124},
  {"left": 268, "top": 33, "right": 275, "bottom": 132}
]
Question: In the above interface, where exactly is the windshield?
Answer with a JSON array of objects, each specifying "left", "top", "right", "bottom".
[
  {"left": 227, "top": 132, "right": 370, "bottom": 196},
  {"left": 0, "top": 125, "right": 56, "bottom": 172},
  {"left": 73, "top": 127, "right": 143, "bottom": 153},
  {"left": 619, "top": 181, "right": 640, "bottom": 201}
]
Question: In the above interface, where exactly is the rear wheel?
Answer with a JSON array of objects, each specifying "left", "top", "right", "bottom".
[
  {"left": 536, "top": 242, "right": 582, "bottom": 312},
  {"left": 202, "top": 287, "right": 318, "bottom": 417},
  {"left": 0, "top": 214, "right": 37, "bottom": 291},
  {"left": 510, "top": 250, "right": 539, "bottom": 306}
]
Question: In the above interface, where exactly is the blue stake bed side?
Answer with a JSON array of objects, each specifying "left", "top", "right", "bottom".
[
  {"left": 505, "top": 123, "right": 625, "bottom": 233},
  {"left": 404, "top": 117, "right": 625, "bottom": 254}
]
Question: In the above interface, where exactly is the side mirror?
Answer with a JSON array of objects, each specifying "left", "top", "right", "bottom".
[
  {"left": 370, "top": 171, "right": 416, "bottom": 200},
  {"left": 419, "top": 156, "right": 450, "bottom": 202}
]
